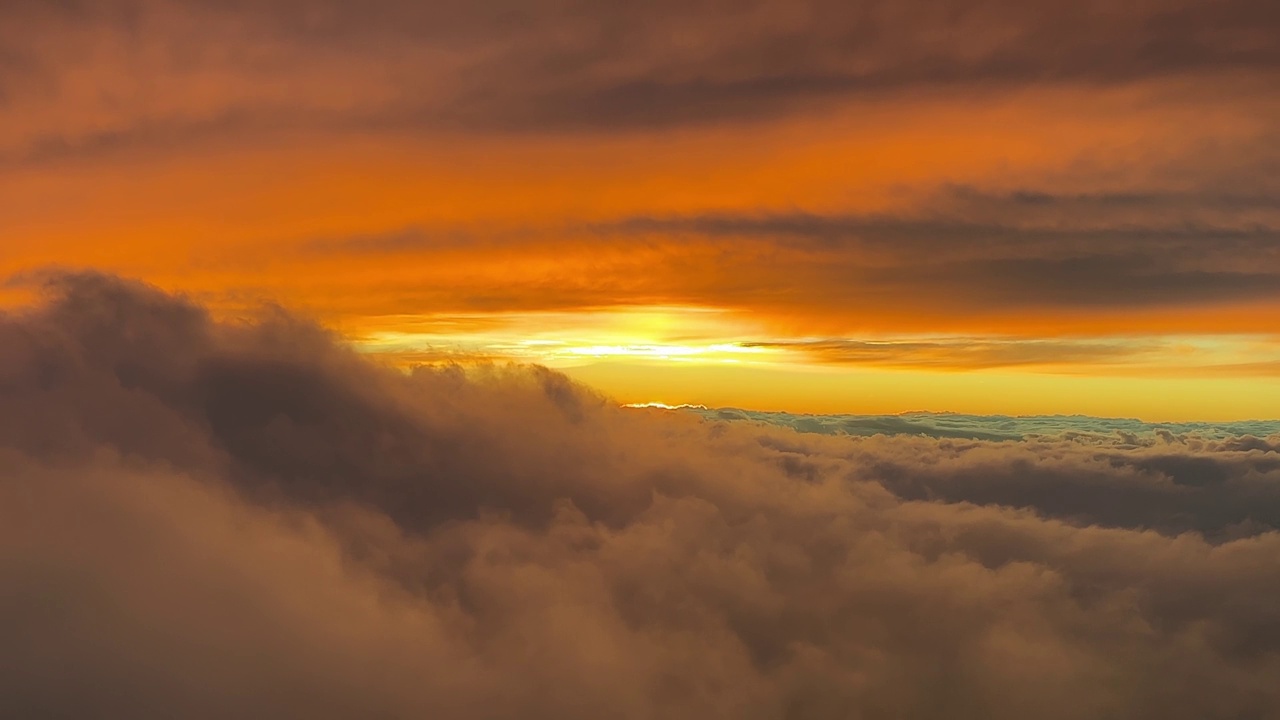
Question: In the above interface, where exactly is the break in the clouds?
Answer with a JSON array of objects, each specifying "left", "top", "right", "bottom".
[{"left": 5, "top": 274, "right": 1280, "bottom": 718}]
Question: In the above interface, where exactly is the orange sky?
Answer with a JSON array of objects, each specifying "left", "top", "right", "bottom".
[{"left": 3, "top": 0, "right": 1280, "bottom": 419}]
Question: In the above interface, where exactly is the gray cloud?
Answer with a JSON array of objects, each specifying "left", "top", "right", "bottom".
[
  {"left": 590, "top": 188, "right": 1280, "bottom": 313},
  {"left": 5, "top": 273, "right": 1280, "bottom": 718},
  {"left": 936, "top": 254, "right": 1280, "bottom": 309},
  {"left": 266, "top": 179, "right": 1280, "bottom": 319},
  {"left": 605, "top": 201, "right": 1280, "bottom": 254},
  {"left": 1, "top": 0, "right": 1277, "bottom": 155},
  {"left": 185, "top": 0, "right": 1280, "bottom": 132}
]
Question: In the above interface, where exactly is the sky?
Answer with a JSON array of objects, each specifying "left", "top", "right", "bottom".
[
  {"left": 6, "top": 7, "right": 1280, "bottom": 715},
  {"left": 3, "top": 0, "right": 1279, "bottom": 418}
]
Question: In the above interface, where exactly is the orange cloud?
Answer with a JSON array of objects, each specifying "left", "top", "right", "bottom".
[{"left": 2, "top": 0, "right": 1279, "bottom": 415}]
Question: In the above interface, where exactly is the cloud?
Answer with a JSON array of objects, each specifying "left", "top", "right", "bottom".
[
  {"left": 675, "top": 406, "right": 1280, "bottom": 537},
  {"left": 2, "top": 0, "right": 1278, "bottom": 155},
  {"left": 3, "top": 273, "right": 1280, "bottom": 717},
  {"left": 738, "top": 337, "right": 1160, "bottom": 370},
  {"left": 582, "top": 192, "right": 1280, "bottom": 320},
  {"left": 4, "top": 3, "right": 1279, "bottom": 369},
  {"left": 692, "top": 406, "right": 1280, "bottom": 441},
  {"left": 265, "top": 178, "right": 1280, "bottom": 327}
]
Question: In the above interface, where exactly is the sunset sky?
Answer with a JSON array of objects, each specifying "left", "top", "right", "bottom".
[
  {"left": 9, "top": 4, "right": 1280, "bottom": 718},
  {"left": 4, "top": 0, "right": 1278, "bottom": 418}
]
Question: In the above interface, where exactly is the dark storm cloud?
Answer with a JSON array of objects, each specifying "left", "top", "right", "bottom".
[{"left": 4, "top": 273, "right": 1280, "bottom": 718}]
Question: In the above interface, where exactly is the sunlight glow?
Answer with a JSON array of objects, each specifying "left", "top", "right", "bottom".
[
  {"left": 346, "top": 313, "right": 1280, "bottom": 420},
  {"left": 351, "top": 305, "right": 791, "bottom": 368}
]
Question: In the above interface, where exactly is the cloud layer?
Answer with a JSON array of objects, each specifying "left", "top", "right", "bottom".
[
  {"left": 4, "top": 0, "right": 1279, "bottom": 373},
  {"left": 3, "top": 0, "right": 1278, "bottom": 154},
  {"left": 3, "top": 274, "right": 1280, "bottom": 718}
]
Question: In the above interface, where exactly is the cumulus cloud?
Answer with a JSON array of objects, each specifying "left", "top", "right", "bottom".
[{"left": 4, "top": 273, "right": 1280, "bottom": 718}]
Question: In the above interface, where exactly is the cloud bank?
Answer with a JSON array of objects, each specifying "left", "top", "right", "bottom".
[
  {"left": 4, "top": 1, "right": 1278, "bottom": 355},
  {"left": 695, "top": 406, "right": 1280, "bottom": 442},
  {"left": 3, "top": 0, "right": 1278, "bottom": 156},
  {"left": 4, "top": 273, "right": 1280, "bottom": 718}
]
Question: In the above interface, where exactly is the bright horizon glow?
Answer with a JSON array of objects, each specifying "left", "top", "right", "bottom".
[
  {"left": 339, "top": 306, "right": 1280, "bottom": 421},
  {"left": 3, "top": 6, "right": 1278, "bottom": 421},
  {"left": 565, "top": 361, "right": 1280, "bottom": 423}
]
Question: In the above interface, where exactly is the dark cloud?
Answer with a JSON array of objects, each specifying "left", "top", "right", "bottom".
[
  {"left": 592, "top": 194, "right": 1280, "bottom": 313},
  {"left": 4, "top": 273, "right": 1280, "bottom": 718},
  {"left": 605, "top": 203, "right": 1280, "bottom": 254},
  {"left": 943, "top": 186, "right": 1280, "bottom": 217},
  {"left": 194, "top": 0, "right": 1280, "bottom": 131},
  {"left": 937, "top": 254, "right": 1280, "bottom": 309},
  {"left": 1, "top": 0, "right": 1278, "bottom": 151}
]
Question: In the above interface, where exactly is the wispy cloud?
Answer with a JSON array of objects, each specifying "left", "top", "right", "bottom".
[{"left": 739, "top": 337, "right": 1161, "bottom": 370}]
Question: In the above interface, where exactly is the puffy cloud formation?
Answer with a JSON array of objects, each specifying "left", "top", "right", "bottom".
[
  {"left": 698, "top": 406, "right": 1280, "bottom": 442},
  {"left": 4, "top": 273, "right": 1280, "bottom": 718},
  {"left": 698, "top": 406, "right": 1280, "bottom": 539}
]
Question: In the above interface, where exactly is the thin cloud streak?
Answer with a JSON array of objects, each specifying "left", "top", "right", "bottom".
[
  {"left": 739, "top": 337, "right": 1162, "bottom": 371},
  {"left": 263, "top": 193, "right": 1280, "bottom": 339}
]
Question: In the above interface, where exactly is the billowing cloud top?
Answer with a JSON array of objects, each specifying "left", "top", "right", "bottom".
[{"left": 4, "top": 274, "right": 1280, "bottom": 718}]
